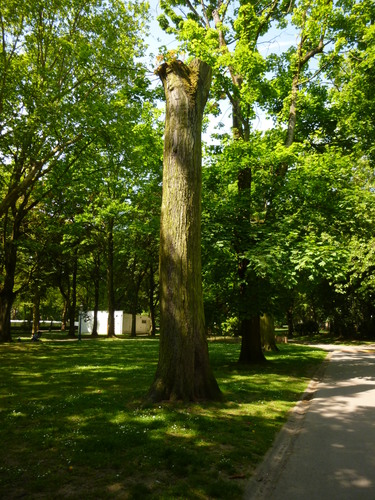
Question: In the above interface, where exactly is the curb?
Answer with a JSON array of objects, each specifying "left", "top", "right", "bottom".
[{"left": 243, "top": 351, "right": 333, "bottom": 500}]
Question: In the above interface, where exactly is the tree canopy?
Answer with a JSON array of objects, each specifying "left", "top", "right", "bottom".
[
  {"left": 1, "top": 0, "right": 375, "bottom": 368},
  {"left": 0, "top": 0, "right": 159, "bottom": 341}
]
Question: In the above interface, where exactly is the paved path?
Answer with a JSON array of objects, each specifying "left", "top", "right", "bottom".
[{"left": 245, "top": 344, "right": 375, "bottom": 500}]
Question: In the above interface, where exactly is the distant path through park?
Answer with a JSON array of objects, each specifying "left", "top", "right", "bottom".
[{"left": 245, "top": 343, "right": 375, "bottom": 500}]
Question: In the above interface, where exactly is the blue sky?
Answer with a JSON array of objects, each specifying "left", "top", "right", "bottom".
[{"left": 145, "top": 1, "right": 297, "bottom": 135}]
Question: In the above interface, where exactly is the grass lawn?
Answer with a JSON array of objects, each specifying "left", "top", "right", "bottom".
[{"left": 0, "top": 335, "right": 327, "bottom": 499}]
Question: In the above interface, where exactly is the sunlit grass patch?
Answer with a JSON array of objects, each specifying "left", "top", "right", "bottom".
[{"left": 0, "top": 336, "right": 326, "bottom": 498}]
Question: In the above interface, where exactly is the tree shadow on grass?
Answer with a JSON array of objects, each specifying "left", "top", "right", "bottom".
[{"left": 0, "top": 339, "right": 325, "bottom": 499}]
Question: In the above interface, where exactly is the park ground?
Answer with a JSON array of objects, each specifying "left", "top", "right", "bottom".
[{"left": 0, "top": 332, "right": 359, "bottom": 499}]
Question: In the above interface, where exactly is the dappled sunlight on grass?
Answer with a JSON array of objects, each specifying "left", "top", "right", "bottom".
[{"left": 0, "top": 337, "right": 327, "bottom": 499}]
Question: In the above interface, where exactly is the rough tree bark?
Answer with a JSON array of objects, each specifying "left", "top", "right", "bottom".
[
  {"left": 0, "top": 242, "right": 16, "bottom": 342},
  {"left": 147, "top": 59, "right": 221, "bottom": 402},
  {"left": 235, "top": 162, "right": 267, "bottom": 364},
  {"left": 0, "top": 287, "right": 14, "bottom": 342},
  {"left": 237, "top": 257, "right": 266, "bottom": 364},
  {"left": 0, "top": 207, "right": 23, "bottom": 342}
]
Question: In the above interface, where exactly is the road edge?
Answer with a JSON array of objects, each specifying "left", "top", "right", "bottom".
[{"left": 243, "top": 350, "right": 333, "bottom": 500}]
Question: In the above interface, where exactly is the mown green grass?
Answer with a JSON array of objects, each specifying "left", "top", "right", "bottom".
[{"left": 0, "top": 336, "right": 327, "bottom": 499}]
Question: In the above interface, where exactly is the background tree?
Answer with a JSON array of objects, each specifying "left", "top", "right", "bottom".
[
  {"left": 157, "top": 0, "right": 375, "bottom": 351},
  {"left": 0, "top": 0, "right": 148, "bottom": 341},
  {"left": 148, "top": 59, "right": 221, "bottom": 402}
]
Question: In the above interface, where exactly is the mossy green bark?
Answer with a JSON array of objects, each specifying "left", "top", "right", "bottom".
[
  {"left": 261, "top": 313, "right": 278, "bottom": 352},
  {"left": 148, "top": 59, "right": 221, "bottom": 402}
]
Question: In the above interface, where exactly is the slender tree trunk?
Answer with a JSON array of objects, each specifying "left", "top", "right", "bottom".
[
  {"left": 91, "top": 253, "right": 100, "bottom": 337},
  {"left": 149, "top": 262, "right": 157, "bottom": 336},
  {"left": 147, "top": 59, "right": 221, "bottom": 402},
  {"left": 68, "top": 291, "right": 76, "bottom": 338},
  {"left": 58, "top": 258, "right": 71, "bottom": 332},
  {"left": 130, "top": 271, "right": 144, "bottom": 338},
  {"left": 285, "top": 74, "right": 299, "bottom": 149},
  {"left": 287, "top": 307, "right": 294, "bottom": 337},
  {"left": 32, "top": 284, "right": 41, "bottom": 336},
  {"left": 279, "top": 12, "right": 326, "bottom": 176},
  {"left": 61, "top": 299, "right": 68, "bottom": 331},
  {"left": 92, "top": 296, "right": 99, "bottom": 337},
  {"left": 107, "top": 219, "right": 115, "bottom": 337},
  {"left": 68, "top": 250, "right": 78, "bottom": 337}
]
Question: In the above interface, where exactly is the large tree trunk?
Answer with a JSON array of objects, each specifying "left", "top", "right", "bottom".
[
  {"left": 236, "top": 172, "right": 265, "bottom": 364},
  {"left": 238, "top": 314, "right": 266, "bottom": 363},
  {"left": 237, "top": 266, "right": 266, "bottom": 364},
  {"left": 239, "top": 316, "right": 265, "bottom": 363},
  {"left": 213, "top": 6, "right": 265, "bottom": 364},
  {"left": 147, "top": 59, "right": 221, "bottom": 402},
  {"left": 0, "top": 291, "right": 13, "bottom": 342},
  {"left": 0, "top": 216, "right": 19, "bottom": 342},
  {"left": 261, "top": 313, "right": 278, "bottom": 352},
  {"left": 0, "top": 259, "right": 15, "bottom": 341},
  {"left": 131, "top": 313, "right": 137, "bottom": 338}
]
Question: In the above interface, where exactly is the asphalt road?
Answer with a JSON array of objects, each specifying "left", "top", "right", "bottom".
[{"left": 245, "top": 344, "right": 375, "bottom": 500}]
